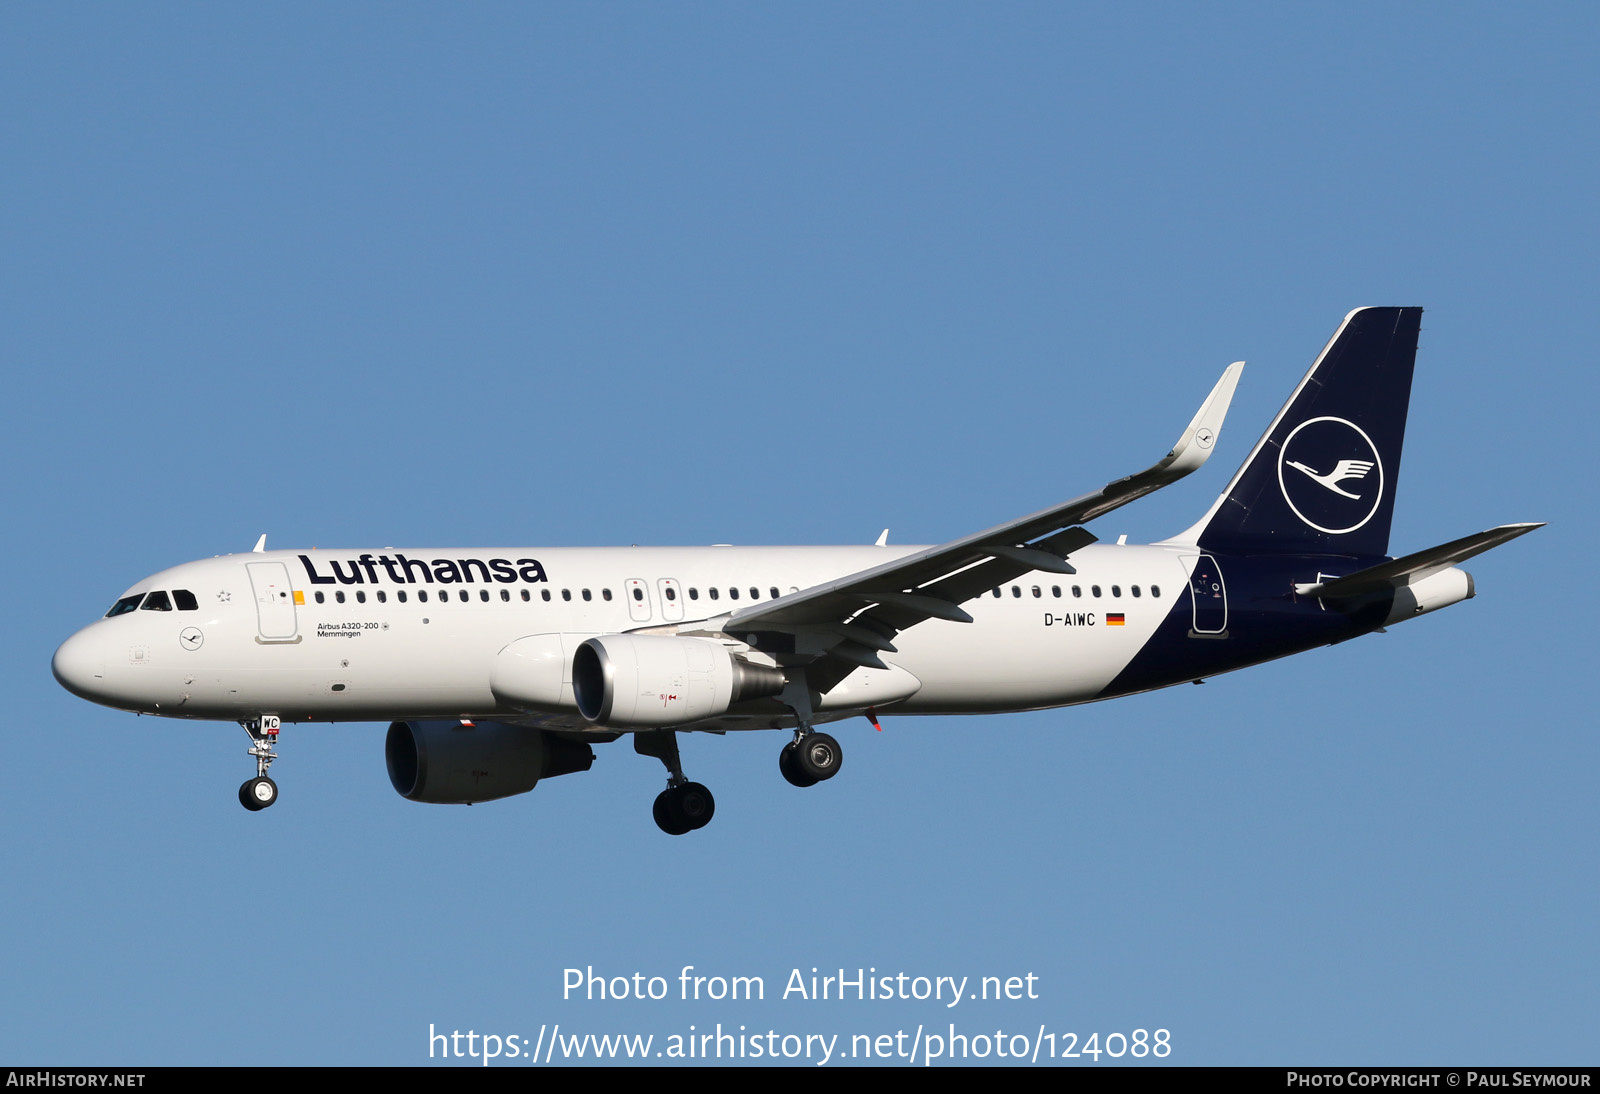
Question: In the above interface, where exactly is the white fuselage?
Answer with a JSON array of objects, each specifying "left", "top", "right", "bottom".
[{"left": 53, "top": 543, "right": 1199, "bottom": 730}]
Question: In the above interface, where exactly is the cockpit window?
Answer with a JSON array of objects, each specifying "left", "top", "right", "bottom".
[
  {"left": 173, "top": 589, "right": 199, "bottom": 611},
  {"left": 140, "top": 590, "right": 173, "bottom": 611},
  {"left": 105, "top": 595, "right": 143, "bottom": 618}
]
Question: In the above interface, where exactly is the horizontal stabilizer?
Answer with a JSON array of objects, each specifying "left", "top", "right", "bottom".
[{"left": 1293, "top": 523, "right": 1544, "bottom": 598}]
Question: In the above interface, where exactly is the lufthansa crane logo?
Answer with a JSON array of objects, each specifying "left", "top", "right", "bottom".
[{"left": 1277, "top": 416, "right": 1384, "bottom": 535}]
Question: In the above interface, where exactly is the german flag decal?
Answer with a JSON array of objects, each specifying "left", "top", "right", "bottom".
[{"left": 1106, "top": 613, "right": 1126, "bottom": 626}]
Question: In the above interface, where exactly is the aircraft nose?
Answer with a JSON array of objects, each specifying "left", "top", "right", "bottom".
[{"left": 52, "top": 628, "right": 108, "bottom": 701}]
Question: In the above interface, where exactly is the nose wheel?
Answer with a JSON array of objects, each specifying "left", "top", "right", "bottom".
[
  {"left": 237, "top": 716, "right": 281, "bottom": 811},
  {"left": 239, "top": 776, "right": 278, "bottom": 811}
]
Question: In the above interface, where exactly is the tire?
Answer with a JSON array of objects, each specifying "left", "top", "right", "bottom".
[
  {"left": 653, "top": 789, "right": 691, "bottom": 835},
  {"left": 794, "top": 732, "right": 842, "bottom": 782},
  {"left": 779, "top": 742, "right": 819, "bottom": 788},
  {"left": 675, "top": 782, "right": 715, "bottom": 830},
  {"left": 247, "top": 776, "right": 278, "bottom": 809}
]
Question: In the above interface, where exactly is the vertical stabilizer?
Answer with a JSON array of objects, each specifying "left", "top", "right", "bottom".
[{"left": 1169, "top": 307, "right": 1421, "bottom": 558}]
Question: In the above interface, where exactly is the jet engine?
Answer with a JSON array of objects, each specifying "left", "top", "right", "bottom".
[
  {"left": 571, "top": 634, "right": 786, "bottom": 728},
  {"left": 385, "top": 719, "right": 594, "bottom": 804}
]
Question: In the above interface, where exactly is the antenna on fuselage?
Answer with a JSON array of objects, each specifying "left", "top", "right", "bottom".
[{"left": 252, "top": 534, "right": 267, "bottom": 553}]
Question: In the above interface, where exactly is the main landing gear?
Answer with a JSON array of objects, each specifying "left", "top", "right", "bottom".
[
  {"left": 635, "top": 731, "right": 715, "bottom": 836},
  {"left": 238, "top": 716, "right": 281, "bottom": 812},
  {"left": 779, "top": 730, "right": 843, "bottom": 788},
  {"left": 774, "top": 678, "right": 844, "bottom": 788}
]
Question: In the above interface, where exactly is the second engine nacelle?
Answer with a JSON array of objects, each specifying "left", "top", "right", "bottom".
[
  {"left": 385, "top": 719, "right": 595, "bottom": 805},
  {"left": 571, "top": 634, "right": 786, "bottom": 728}
]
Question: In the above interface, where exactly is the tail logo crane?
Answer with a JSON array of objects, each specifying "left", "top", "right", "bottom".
[{"left": 1277, "top": 416, "right": 1385, "bottom": 535}]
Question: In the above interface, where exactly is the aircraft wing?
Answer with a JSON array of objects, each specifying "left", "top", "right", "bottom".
[{"left": 720, "top": 362, "right": 1244, "bottom": 667}]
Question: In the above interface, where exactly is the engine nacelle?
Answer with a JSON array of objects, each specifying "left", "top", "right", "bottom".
[
  {"left": 572, "top": 634, "right": 786, "bottom": 728},
  {"left": 489, "top": 632, "right": 598, "bottom": 712},
  {"left": 385, "top": 719, "right": 595, "bottom": 804}
]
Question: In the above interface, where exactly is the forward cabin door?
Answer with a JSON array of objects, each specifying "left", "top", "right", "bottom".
[{"left": 246, "top": 561, "right": 300, "bottom": 642}]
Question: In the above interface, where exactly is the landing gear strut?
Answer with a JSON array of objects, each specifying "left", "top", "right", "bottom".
[
  {"left": 635, "top": 731, "right": 715, "bottom": 835},
  {"left": 238, "top": 716, "right": 280, "bottom": 812},
  {"left": 775, "top": 678, "right": 843, "bottom": 788}
]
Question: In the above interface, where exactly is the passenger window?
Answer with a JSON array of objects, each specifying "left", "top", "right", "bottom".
[
  {"left": 541, "top": 589, "right": 551, "bottom": 602},
  {"left": 769, "top": 587, "right": 779, "bottom": 600},
  {"left": 749, "top": 587, "right": 759, "bottom": 600},
  {"left": 992, "top": 588, "right": 1001, "bottom": 598},
  {"left": 140, "top": 590, "right": 173, "bottom": 611},
  {"left": 582, "top": 589, "right": 592, "bottom": 602},
  {"left": 106, "top": 595, "right": 143, "bottom": 618},
  {"left": 399, "top": 591, "right": 408, "bottom": 603},
  {"left": 336, "top": 591, "right": 346, "bottom": 604},
  {"left": 315, "top": 592, "right": 326, "bottom": 604},
  {"left": 709, "top": 588, "right": 719, "bottom": 601},
  {"left": 1011, "top": 586, "right": 1021, "bottom": 598},
  {"left": 603, "top": 589, "right": 613, "bottom": 601},
  {"left": 520, "top": 590, "right": 529, "bottom": 602},
  {"left": 173, "top": 589, "right": 199, "bottom": 611},
  {"left": 1131, "top": 586, "right": 1141, "bottom": 598},
  {"left": 632, "top": 588, "right": 644, "bottom": 602},
  {"left": 1151, "top": 585, "right": 1161, "bottom": 598},
  {"left": 419, "top": 590, "right": 429, "bottom": 603},
  {"left": 666, "top": 588, "right": 678, "bottom": 602},
  {"left": 480, "top": 589, "right": 489, "bottom": 602},
  {"left": 1052, "top": 586, "right": 1062, "bottom": 598},
  {"left": 500, "top": 589, "right": 510, "bottom": 602},
  {"left": 1091, "top": 586, "right": 1102, "bottom": 598},
  {"left": 1032, "top": 586, "right": 1041, "bottom": 598},
  {"left": 1111, "top": 585, "right": 1121, "bottom": 598},
  {"left": 562, "top": 589, "right": 572, "bottom": 602},
  {"left": 377, "top": 590, "right": 387, "bottom": 603},
  {"left": 689, "top": 588, "right": 699, "bottom": 600},
  {"left": 459, "top": 590, "right": 469, "bottom": 602}
]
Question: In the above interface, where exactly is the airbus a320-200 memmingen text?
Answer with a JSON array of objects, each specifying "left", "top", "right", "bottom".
[{"left": 53, "top": 308, "right": 1541, "bottom": 833}]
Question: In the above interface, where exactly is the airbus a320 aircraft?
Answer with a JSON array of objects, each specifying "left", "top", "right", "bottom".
[{"left": 53, "top": 308, "right": 1540, "bottom": 834}]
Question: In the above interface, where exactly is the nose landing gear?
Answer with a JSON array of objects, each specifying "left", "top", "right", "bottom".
[{"left": 237, "top": 716, "right": 281, "bottom": 811}]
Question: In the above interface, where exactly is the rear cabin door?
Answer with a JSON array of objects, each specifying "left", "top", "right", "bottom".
[{"left": 1183, "top": 554, "right": 1228, "bottom": 636}]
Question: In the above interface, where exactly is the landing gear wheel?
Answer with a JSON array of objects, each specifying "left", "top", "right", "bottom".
[
  {"left": 779, "top": 742, "right": 819, "bottom": 788},
  {"left": 653, "top": 782, "right": 714, "bottom": 835},
  {"left": 652, "top": 790, "right": 689, "bottom": 835},
  {"left": 239, "top": 776, "right": 278, "bottom": 811},
  {"left": 794, "top": 732, "right": 842, "bottom": 782},
  {"left": 675, "top": 782, "right": 715, "bottom": 830}
]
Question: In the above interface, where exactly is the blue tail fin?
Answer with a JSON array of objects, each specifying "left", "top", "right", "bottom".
[{"left": 1177, "top": 307, "right": 1422, "bottom": 558}]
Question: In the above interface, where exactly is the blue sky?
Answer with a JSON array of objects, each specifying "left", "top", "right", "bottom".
[{"left": 3, "top": 4, "right": 1594, "bottom": 1066}]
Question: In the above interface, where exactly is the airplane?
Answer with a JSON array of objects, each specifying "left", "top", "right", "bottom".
[{"left": 52, "top": 307, "right": 1541, "bottom": 834}]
